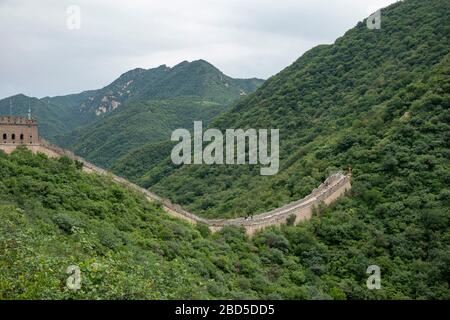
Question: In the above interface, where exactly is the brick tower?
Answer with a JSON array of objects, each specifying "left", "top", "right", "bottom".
[{"left": 0, "top": 115, "right": 39, "bottom": 146}]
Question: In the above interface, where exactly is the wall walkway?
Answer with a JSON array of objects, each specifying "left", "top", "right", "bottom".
[{"left": 2, "top": 141, "right": 352, "bottom": 236}]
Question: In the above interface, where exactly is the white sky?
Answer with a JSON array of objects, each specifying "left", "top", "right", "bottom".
[{"left": 0, "top": 0, "right": 398, "bottom": 98}]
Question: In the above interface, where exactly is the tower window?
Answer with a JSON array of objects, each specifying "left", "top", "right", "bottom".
[
  {"left": 2, "top": 133, "right": 6, "bottom": 140},
  {"left": 20, "top": 134, "right": 24, "bottom": 140},
  {"left": 12, "top": 134, "right": 15, "bottom": 140}
]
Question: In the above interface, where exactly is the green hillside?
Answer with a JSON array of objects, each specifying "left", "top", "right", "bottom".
[
  {"left": 122, "top": 60, "right": 264, "bottom": 105},
  {"left": 125, "top": 0, "right": 450, "bottom": 219},
  {"left": 1, "top": 148, "right": 448, "bottom": 299},
  {"left": 52, "top": 60, "right": 264, "bottom": 168},
  {"left": 1, "top": 0, "right": 449, "bottom": 300}
]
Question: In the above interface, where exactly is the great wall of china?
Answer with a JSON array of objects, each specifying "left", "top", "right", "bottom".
[{"left": 1, "top": 140, "right": 352, "bottom": 236}]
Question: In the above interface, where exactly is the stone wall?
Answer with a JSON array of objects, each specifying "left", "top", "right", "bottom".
[
  {"left": 0, "top": 142, "right": 351, "bottom": 236},
  {"left": 0, "top": 116, "right": 39, "bottom": 145}
]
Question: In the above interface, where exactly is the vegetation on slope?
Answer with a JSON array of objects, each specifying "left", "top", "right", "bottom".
[
  {"left": 1, "top": 148, "right": 448, "bottom": 299},
  {"left": 111, "top": 140, "right": 175, "bottom": 183},
  {"left": 48, "top": 60, "right": 263, "bottom": 117},
  {"left": 0, "top": 60, "right": 263, "bottom": 141},
  {"left": 1, "top": 0, "right": 448, "bottom": 300},
  {"left": 53, "top": 60, "right": 264, "bottom": 168}
]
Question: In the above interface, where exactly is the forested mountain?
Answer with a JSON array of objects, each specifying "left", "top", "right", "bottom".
[
  {"left": 48, "top": 60, "right": 263, "bottom": 117},
  {"left": 4, "top": 148, "right": 334, "bottom": 299},
  {"left": 56, "top": 98, "right": 229, "bottom": 168},
  {"left": 54, "top": 60, "right": 263, "bottom": 168},
  {"left": 123, "top": 0, "right": 450, "bottom": 220},
  {"left": 0, "top": 60, "right": 264, "bottom": 141}
]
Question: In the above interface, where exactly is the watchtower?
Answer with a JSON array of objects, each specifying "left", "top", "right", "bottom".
[{"left": 0, "top": 115, "right": 39, "bottom": 145}]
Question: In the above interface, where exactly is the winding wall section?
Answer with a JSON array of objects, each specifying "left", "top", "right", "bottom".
[{"left": 2, "top": 141, "right": 352, "bottom": 236}]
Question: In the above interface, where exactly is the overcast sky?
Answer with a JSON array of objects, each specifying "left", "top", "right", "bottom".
[{"left": 0, "top": 0, "right": 398, "bottom": 98}]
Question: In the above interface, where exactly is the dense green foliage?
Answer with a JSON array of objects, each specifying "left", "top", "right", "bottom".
[
  {"left": 1, "top": 149, "right": 448, "bottom": 299},
  {"left": 53, "top": 60, "right": 263, "bottom": 167},
  {"left": 49, "top": 60, "right": 263, "bottom": 118},
  {"left": 110, "top": 0, "right": 450, "bottom": 300},
  {"left": 111, "top": 140, "right": 175, "bottom": 183}
]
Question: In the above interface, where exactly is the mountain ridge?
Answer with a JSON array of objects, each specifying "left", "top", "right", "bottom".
[{"left": 112, "top": 0, "right": 450, "bottom": 219}]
